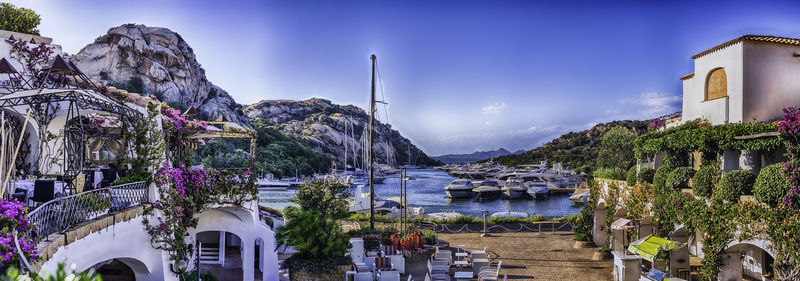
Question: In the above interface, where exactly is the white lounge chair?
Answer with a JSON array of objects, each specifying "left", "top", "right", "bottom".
[{"left": 377, "top": 269, "right": 400, "bottom": 281}]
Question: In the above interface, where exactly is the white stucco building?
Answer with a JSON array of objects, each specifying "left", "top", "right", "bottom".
[{"left": 679, "top": 35, "right": 800, "bottom": 125}]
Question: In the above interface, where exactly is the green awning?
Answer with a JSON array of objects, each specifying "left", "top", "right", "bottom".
[{"left": 627, "top": 235, "right": 684, "bottom": 261}]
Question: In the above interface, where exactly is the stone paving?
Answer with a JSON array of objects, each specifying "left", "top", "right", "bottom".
[{"left": 404, "top": 231, "right": 613, "bottom": 281}]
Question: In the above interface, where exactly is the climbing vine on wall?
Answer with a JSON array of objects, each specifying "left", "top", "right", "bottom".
[{"left": 634, "top": 120, "right": 781, "bottom": 162}]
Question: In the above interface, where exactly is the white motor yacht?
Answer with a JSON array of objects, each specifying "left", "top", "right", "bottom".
[
  {"left": 502, "top": 178, "right": 527, "bottom": 199},
  {"left": 473, "top": 180, "right": 502, "bottom": 200},
  {"left": 445, "top": 179, "right": 475, "bottom": 198}
]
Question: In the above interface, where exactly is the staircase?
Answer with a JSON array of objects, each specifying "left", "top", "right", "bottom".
[{"left": 199, "top": 243, "right": 222, "bottom": 265}]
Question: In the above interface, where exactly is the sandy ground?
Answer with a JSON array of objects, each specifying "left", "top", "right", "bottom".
[{"left": 406, "top": 231, "right": 613, "bottom": 281}]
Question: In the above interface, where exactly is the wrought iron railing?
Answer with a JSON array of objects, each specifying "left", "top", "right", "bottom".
[{"left": 27, "top": 181, "right": 148, "bottom": 245}]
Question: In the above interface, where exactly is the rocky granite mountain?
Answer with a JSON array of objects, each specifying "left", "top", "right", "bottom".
[
  {"left": 70, "top": 24, "right": 246, "bottom": 123},
  {"left": 244, "top": 98, "right": 440, "bottom": 167},
  {"left": 71, "top": 24, "right": 440, "bottom": 168},
  {"left": 433, "top": 148, "right": 522, "bottom": 164}
]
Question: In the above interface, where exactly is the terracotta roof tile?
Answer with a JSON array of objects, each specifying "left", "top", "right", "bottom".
[
  {"left": 692, "top": 35, "right": 800, "bottom": 59},
  {"left": 680, "top": 72, "right": 694, "bottom": 81}
]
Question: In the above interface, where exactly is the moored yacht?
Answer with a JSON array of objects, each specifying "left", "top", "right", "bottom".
[
  {"left": 526, "top": 181, "right": 550, "bottom": 200},
  {"left": 444, "top": 179, "right": 475, "bottom": 198},
  {"left": 473, "top": 180, "right": 502, "bottom": 200},
  {"left": 502, "top": 178, "right": 527, "bottom": 199}
]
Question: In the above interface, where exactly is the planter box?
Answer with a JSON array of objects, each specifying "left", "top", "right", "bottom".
[{"left": 290, "top": 264, "right": 350, "bottom": 281}]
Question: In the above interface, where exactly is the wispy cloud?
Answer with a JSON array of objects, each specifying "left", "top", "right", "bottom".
[
  {"left": 481, "top": 102, "right": 507, "bottom": 116},
  {"left": 615, "top": 92, "right": 681, "bottom": 120}
]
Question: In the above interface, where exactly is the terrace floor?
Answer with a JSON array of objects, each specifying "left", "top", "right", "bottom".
[{"left": 405, "top": 231, "right": 613, "bottom": 281}]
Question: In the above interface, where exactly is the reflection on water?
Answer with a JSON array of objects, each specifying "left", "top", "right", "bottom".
[{"left": 258, "top": 169, "right": 583, "bottom": 218}]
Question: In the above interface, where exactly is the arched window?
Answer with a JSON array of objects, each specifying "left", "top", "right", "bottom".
[{"left": 705, "top": 68, "right": 727, "bottom": 100}]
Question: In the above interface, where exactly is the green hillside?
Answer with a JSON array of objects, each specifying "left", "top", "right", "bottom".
[{"left": 489, "top": 120, "right": 649, "bottom": 169}]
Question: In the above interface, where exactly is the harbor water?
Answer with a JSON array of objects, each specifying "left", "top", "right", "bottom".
[{"left": 259, "top": 169, "right": 583, "bottom": 218}]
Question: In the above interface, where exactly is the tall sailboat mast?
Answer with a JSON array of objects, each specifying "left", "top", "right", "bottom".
[{"left": 369, "top": 54, "right": 377, "bottom": 230}]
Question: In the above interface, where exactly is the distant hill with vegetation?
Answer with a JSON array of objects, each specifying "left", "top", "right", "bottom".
[
  {"left": 433, "top": 148, "right": 523, "bottom": 164},
  {"left": 488, "top": 120, "right": 649, "bottom": 169}
]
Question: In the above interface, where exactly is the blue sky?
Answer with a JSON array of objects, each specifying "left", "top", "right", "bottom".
[{"left": 12, "top": 0, "right": 800, "bottom": 155}]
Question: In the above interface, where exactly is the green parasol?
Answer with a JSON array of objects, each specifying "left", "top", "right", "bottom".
[{"left": 627, "top": 235, "right": 685, "bottom": 261}]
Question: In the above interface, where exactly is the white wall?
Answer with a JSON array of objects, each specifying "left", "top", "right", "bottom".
[
  {"left": 682, "top": 43, "right": 744, "bottom": 125},
  {"left": 742, "top": 41, "right": 800, "bottom": 122},
  {"left": 39, "top": 216, "right": 167, "bottom": 281}
]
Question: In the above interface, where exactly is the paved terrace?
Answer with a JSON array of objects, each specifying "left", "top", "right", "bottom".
[{"left": 406, "top": 231, "right": 613, "bottom": 281}]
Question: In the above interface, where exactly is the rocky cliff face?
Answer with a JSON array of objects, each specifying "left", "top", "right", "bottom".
[
  {"left": 245, "top": 98, "right": 440, "bottom": 167},
  {"left": 71, "top": 24, "right": 439, "bottom": 167},
  {"left": 70, "top": 24, "right": 245, "bottom": 123}
]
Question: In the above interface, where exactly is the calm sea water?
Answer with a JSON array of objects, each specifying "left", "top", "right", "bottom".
[{"left": 258, "top": 169, "right": 582, "bottom": 218}]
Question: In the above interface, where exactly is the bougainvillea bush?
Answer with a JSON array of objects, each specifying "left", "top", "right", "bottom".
[
  {"left": 0, "top": 199, "right": 37, "bottom": 266},
  {"left": 160, "top": 106, "right": 208, "bottom": 167},
  {"left": 143, "top": 167, "right": 256, "bottom": 262}
]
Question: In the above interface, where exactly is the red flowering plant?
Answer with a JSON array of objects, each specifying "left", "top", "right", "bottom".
[
  {"left": 0, "top": 199, "right": 38, "bottom": 266},
  {"left": 143, "top": 166, "right": 256, "bottom": 262},
  {"left": 160, "top": 105, "right": 209, "bottom": 167}
]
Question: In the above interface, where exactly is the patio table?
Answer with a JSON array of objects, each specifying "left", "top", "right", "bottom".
[
  {"left": 454, "top": 260, "right": 468, "bottom": 268},
  {"left": 454, "top": 271, "right": 473, "bottom": 281},
  {"left": 14, "top": 180, "right": 66, "bottom": 199}
]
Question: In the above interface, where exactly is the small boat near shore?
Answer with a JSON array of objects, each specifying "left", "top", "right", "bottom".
[
  {"left": 569, "top": 190, "right": 590, "bottom": 205},
  {"left": 445, "top": 179, "right": 475, "bottom": 198},
  {"left": 473, "top": 180, "right": 502, "bottom": 200}
]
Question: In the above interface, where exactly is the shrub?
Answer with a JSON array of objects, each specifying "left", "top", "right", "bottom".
[
  {"left": 715, "top": 170, "right": 756, "bottom": 203},
  {"left": 572, "top": 208, "right": 593, "bottom": 242},
  {"left": 663, "top": 153, "right": 688, "bottom": 168},
  {"left": 626, "top": 166, "right": 637, "bottom": 187},
  {"left": 0, "top": 3, "right": 41, "bottom": 35},
  {"left": 653, "top": 166, "right": 673, "bottom": 191},
  {"left": 595, "top": 167, "right": 627, "bottom": 180},
  {"left": 692, "top": 165, "right": 720, "bottom": 198},
  {"left": 665, "top": 167, "right": 695, "bottom": 190},
  {"left": 596, "top": 126, "right": 636, "bottom": 170},
  {"left": 422, "top": 230, "right": 437, "bottom": 245},
  {"left": 637, "top": 167, "right": 655, "bottom": 184},
  {"left": 754, "top": 163, "right": 791, "bottom": 206}
]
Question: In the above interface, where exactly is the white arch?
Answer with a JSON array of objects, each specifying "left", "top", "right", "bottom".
[
  {"left": 189, "top": 204, "right": 279, "bottom": 281},
  {"left": 38, "top": 216, "right": 165, "bottom": 281}
]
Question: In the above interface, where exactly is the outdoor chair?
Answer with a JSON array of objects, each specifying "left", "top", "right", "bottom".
[
  {"left": 353, "top": 262, "right": 372, "bottom": 281},
  {"left": 12, "top": 188, "right": 27, "bottom": 205},
  {"left": 32, "top": 180, "right": 55, "bottom": 206},
  {"left": 479, "top": 260, "right": 502, "bottom": 279},
  {"left": 387, "top": 250, "right": 405, "bottom": 274},
  {"left": 381, "top": 244, "right": 400, "bottom": 255},
  {"left": 100, "top": 168, "right": 117, "bottom": 188},
  {"left": 376, "top": 268, "right": 400, "bottom": 281},
  {"left": 427, "top": 259, "right": 449, "bottom": 278},
  {"left": 74, "top": 173, "right": 86, "bottom": 194}
]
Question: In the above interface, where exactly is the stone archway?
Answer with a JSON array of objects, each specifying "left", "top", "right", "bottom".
[
  {"left": 90, "top": 258, "right": 148, "bottom": 281},
  {"left": 720, "top": 242, "right": 775, "bottom": 281}
]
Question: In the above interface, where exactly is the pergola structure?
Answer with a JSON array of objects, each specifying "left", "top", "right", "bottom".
[
  {"left": 0, "top": 55, "right": 142, "bottom": 194},
  {"left": 189, "top": 116, "right": 257, "bottom": 170}
]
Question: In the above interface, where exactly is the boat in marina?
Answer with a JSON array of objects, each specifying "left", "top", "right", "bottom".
[
  {"left": 502, "top": 178, "right": 527, "bottom": 199},
  {"left": 445, "top": 179, "right": 475, "bottom": 198},
  {"left": 569, "top": 190, "right": 590, "bottom": 204},
  {"left": 526, "top": 181, "right": 550, "bottom": 200},
  {"left": 473, "top": 180, "right": 502, "bottom": 200}
]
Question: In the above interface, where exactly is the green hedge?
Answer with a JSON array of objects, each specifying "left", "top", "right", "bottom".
[
  {"left": 754, "top": 163, "right": 791, "bottom": 206},
  {"left": 626, "top": 166, "right": 637, "bottom": 187},
  {"left": 715, "top": 170, "right": 756, "bottom": 203},
  {"left": 665, "top": 167, "right": 695, "bottom": 190},
  {"left": 692, "top": 165, "right": 720, "bottom": 198},
  {"left": 637, "top": 167, "right": 655, "bottom": 184},
  {"left": 653, "top": 166, "right": 673, "bottom": 190},
  {"left": 595, "top": 167, "right": 627, "bottom": 181}
]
